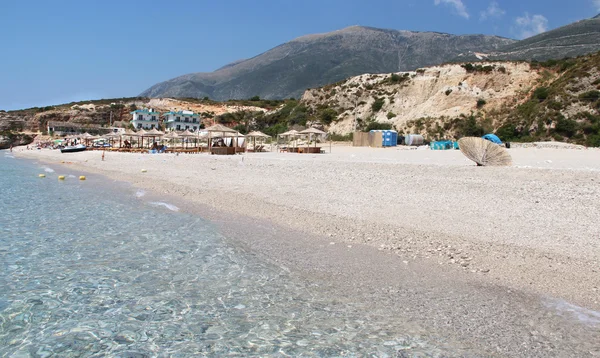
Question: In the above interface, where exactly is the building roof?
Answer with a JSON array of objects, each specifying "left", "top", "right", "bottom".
[
  {"left": 131, "top": 109, "right": 160, "bottom": 115},
  {"left": 163, "top": 110, "right": 200, "bottom": 117}
]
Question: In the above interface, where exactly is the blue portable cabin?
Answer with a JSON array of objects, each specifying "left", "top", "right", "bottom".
[
  {"left": 369, "top": 130, "right": 398, "bottom": 147},
  {"left": 482, "top": 134, "right": 502, "bottom": 144}
]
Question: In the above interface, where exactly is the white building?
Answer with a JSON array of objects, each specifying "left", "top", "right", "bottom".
[
  {"left": 163, "top": 110, "right": 201, "bottom": 132},
  {"left": 131, "top": 109, "right": 160, "bottom": 130}
]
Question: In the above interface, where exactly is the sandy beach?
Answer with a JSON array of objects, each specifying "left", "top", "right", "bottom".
[{"left": 10, "top": 145, "right": 600, "bottom": 354}]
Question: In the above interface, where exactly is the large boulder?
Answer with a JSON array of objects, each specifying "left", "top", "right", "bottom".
[{"left": 0, "top": 134, "right": 34, "bottom": 150}]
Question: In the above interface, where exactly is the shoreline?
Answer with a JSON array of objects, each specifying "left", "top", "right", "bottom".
[
  {"left": 8, "top": 147, "right": 600, "bottom": 355},
  {"left": 10, "top": 148, "right": 600, "bottom": 310}
]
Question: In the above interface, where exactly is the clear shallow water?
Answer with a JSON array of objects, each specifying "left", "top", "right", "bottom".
[{"left": 0, "top": 154, "right": 456, "bottom": 357}]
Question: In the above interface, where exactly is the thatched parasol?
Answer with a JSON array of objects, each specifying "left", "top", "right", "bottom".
[
  {"left": 246, "top": 131, "right": 270, "bottom": 138},
  {"left": 145, "top": 128, "right": 164, "bottom": 136},
  {"left": 299, "top": 127, "right": 326, "bottom": 135},
  {"left": 299, "top": 127, "right": 326, "bottom": 151},
  {"left": 178, "top": 130, "right": 198, "bottom": 148},
  {"left": 247, "top": 130, "right": 271, "bottom": 151},
  {"left": 458, "top": 137, "right": 512, "bottom": 166}
]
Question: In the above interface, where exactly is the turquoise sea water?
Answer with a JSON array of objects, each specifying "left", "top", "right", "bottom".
[{"left": 0, "top": 154, "right": 454, "bottom": 357}]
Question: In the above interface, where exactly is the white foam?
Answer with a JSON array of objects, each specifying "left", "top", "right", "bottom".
[
  {"left": 68, "top": 175, "right": 77, "bottom": 178},
  {"left": 149, "top": 202, "right": 180, "bottom": 212},
  {"left": 546, "top": 299, "right": 600, "bottom": 326},
  {"left": 4, "top": 155, "right": 15, "bottom": 159},
  {"left": 135, "top": 189, "right": 146, "bottom": 198},
  {"left": 43, "top": 167, "right": 55, "bottom": 173}
]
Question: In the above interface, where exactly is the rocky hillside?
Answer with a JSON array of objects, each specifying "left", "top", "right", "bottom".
[
  {"left": 302, "top": 62, "right": 540, "bottom": 134},
  {"left": 0, "top": 97, "right": 271, "bottom": 136},
  {"left": 141, "top": 26, "right": 514, "bottom": 101},
  {"left": 299, "top": 51, "right": 600, "bottom": 146},
  {"left": 457, "top": 14, "right": 600, "bottom": 62}
]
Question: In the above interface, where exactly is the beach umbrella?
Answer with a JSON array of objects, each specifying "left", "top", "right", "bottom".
[
  {"left": 246, "top": 130, "right": 270, "bottom": 138},
  {"left": 299, "top": 127, "right": 326, "bottom": 150},
  {"left": 246, "top": 131, "right": 271, "bottom": 151},
  {"left": 278, "top": 129, "right": 300, "bottom": 149},
  {"left": 144, "top": 128, "right": 164, "bottom": 148},
  {"left": 458, "top": 137, "right": 512, "bottom": 166},
  {"left": 136, "top": 129, "right": 148, "bottom": 148},
  {"left": 178, "top": 129, "right": 197, "bottom": 148},
  {"left": 163, "top": 131, "right": 180, "bottom": 149}
]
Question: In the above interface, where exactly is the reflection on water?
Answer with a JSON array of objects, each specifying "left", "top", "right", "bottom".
[{"left": 0, "top": 156, "right": 456, "bottom": 356}]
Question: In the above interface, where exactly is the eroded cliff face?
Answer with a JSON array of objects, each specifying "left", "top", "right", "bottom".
[{"left": 302, "top": 62, "right": 543, "bottom": 135}]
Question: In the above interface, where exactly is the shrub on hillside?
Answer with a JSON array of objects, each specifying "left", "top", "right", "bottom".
[
  {"left": 533, "top": 87, "right": 550, "bottom": 101},
  {"left": 579, "top": 90, "right": 600, "bottom": 101},
  {"left": 371, "top": 98, "right": 385, "bottom": 112},
  {"left": 365, "top": 122, "right": 393, "bottom": 131}
]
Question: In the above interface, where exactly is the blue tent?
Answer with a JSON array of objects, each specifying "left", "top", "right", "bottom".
[
  {"left": 482, "top": 134, "right": 502, "bottom": 144},
  {"left": 430, "top": 140, "right": 454, "bottom": 150}
]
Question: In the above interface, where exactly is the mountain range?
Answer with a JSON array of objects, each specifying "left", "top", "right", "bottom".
[{"left": 141, "top": 15, "right": 600, "bottom": 101}]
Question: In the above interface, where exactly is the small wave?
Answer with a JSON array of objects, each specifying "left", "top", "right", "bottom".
[
  {"left": 4, "top": 155, "right": 15, "bottom": 159},
  {"left": 135, "top": 189, "right": 146, "bottom": 198},
  {"left": 149, "top": 202, "right": 180, "bottom": 212},
  {"left": 43, "top": 167, "right": 55, "bottom": 173},
  {"left": 68, "top": 175, "right": 77, "bottom": 178},
  {"left": 546, "top": 299, "right": 600, "bottom": 326}
]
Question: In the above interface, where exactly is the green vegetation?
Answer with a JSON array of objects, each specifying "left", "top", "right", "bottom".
[
  {"left": 532, "top": 87, "right": 550, "bottom": 101},
  {"left": 476, "top": 99, "right": 486, "bottom": 108},
  {"left": 461, "top": 63, "right": 496, "bottom": 74},
  {"left": 365, "top": 122, "right": 393, "bottom": 131},
  {"left": 371, "top": 98, "right": 385, "bottom": 112}
]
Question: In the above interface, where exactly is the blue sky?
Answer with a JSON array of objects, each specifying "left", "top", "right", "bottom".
[{"left": 1, "top": 0, "right": 598, "bottom": 110}]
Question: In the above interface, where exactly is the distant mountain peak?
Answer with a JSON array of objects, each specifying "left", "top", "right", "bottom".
[
  {"left": 138, "top": 26, "right": 520, "bottom": 101},
  {"left": 594, "top": 13, "right": 600, "bottom": 19}
]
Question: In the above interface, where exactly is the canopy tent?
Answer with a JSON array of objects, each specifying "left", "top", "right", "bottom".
[{"left": 205, "top": 124, "right": 241, "bottom": 152}]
